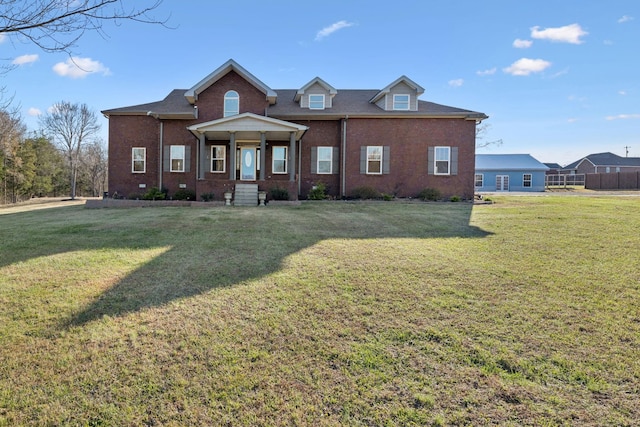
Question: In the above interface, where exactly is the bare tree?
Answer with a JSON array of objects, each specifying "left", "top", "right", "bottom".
[
  {"left": 80, "top": 139, "right": 108, "bottom": 197},
  {"left": 476, "top": 123, "right": 503, "bottom": 150},
  {"left": 40, "top": 101, "right": 100, "bottom": 200},
  {"left": 0, "top": 0, "right": 167, "bottom": 54}
]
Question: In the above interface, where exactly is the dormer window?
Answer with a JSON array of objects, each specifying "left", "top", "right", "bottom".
[
  {"left": 224, "top": 90, "right": 239, "bottom": 117},
  {"left": 309, "top": 94, "right": 325, "bottom": 110},
  {"left": 393, "top": 94, "right": 410, "bottom": 110}
]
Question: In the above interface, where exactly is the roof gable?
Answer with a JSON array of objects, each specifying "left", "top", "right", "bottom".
[
  {"left": 294, "top": 77, "right": 337, "bottom": 102},
  {"left": 184, "top": 59, "right": 277, "bottom": 105},
  {"left": 370, "top": 75, "right": 425, "bottom": 104}
]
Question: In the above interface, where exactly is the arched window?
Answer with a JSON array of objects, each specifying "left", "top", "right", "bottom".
[{"left": 224, "top": 90, "right": 239, "bottom": 117}]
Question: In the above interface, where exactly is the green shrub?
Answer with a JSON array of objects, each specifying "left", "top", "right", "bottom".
[
  {"left": 270, "top": 186, "right": 289, "bottom": 200},
  {"left": 200, "top": 192, "right": 215, "bottom": 202},
  {"left": 142, "top": 187, "right": 166, "bottom": 200},
  {"left": 382, "top": 193, "right": 394, "bottom": 201},
  {"left": 418, "top": 187, "right": 441, "bottom": 201},
  {"left": 173, "top": 189, "right": 196, "bottom": 201},
  {"left": 450, "top": 195, "right": 461, "bottom": 202},
  {"left": 351, "top": 186, "right": 381, "bottom": 200},
  {"left": 307, "top": 182, "right": 327, "bottom": 200}
]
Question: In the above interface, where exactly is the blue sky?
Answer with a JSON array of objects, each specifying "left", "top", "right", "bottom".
[{"left": 2, "top": 0, "right": 639, "bottom": 165}]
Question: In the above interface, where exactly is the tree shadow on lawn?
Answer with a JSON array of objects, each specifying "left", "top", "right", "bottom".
[{"left": 1, "top": 203, "right": 492, "bottom": 328}]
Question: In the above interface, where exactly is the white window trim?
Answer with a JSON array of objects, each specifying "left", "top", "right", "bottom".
[
  {"left": 308, "top": 94, "right": 325, "bottom": 110},
  {"left": 272, "top": 146, "right": 288, "bottom": 174},
  {"left": 132, "top": 147, "right": 146, "bottom": 173},
  {"left": 366, "top": 146, "right": 383, "bottom": 175},
  {"left": 170, "top": 145, "right": 185, "bottom": 173},
  {"left": 211, "top": 145, "right": 226, "bottom": 173},
  {"left": 224, "top": 90, "right": 239, "bottom": 117},
  {"left": 475, "top": 173, "right": 484, "bottom": 188},
  {"left": 523, "top": 173, "right": 532, "bottom": 187},
  {"left": 434, "top": 146, "right": 451, "bottom": 175},
  {"left": 393, "top": 94, "right": 410, "bottom": 110},
  {"left": 317, "top": 146, "right": 332, "bottom": 174}
]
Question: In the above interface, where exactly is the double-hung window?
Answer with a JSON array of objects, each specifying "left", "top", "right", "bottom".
[
  {"left": 309, "top": 94, "right": 325, "bottom": 110},
  {"left": 211, "top": 145, "right": 226, "bottom": 173},
  {"left": 317, "top": 147, "right": 333, "bottom": 174},
  {"left": 393, "top": 94, "right": 410, "bottom": 110},
  {"left": 170, "top": 145, "right": 185, "bottom": 172},
  {"left": 132, "top": 147, "right": 146, "bottom": 173},
  {"left": 224, "top": 90, "right": 239, "bottom": 117},
  {"left": 434, "top": 146, "right": 451, "bottom": 175},
  {"left": 272, "top": 146, "right": 288, "bottom": 174},
  {"left": 523, "top": 173, "right": 532, "bottom": 188},
  {"left": 475, "top": 174, "right": 484, "bottom": 188},
  {"left": 367, "top": 146, "right": 383, "bottom": 174}
]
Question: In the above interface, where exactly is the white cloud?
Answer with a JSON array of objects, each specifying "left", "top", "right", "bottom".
[
  {"left": 618, "top": 15, "right": 634, "bottom": 23},
  {"left": 567, "top": 118, "right": 579, "bottom": 123},
  {"left": 28, "top": 107, "right": 42, "bottom": 117},
  {"left": 619, "top": 90, "right": 627, "bottom": 96},
  {"left": 503, "top": 58, "right": 552, "bottom": 76},
  {"left": 52, "top": 56, "right": 111, "bottom": 79},
  {"left": 513, "top": 39, "right": 533, "bottom": 48},
  {"left": 12, "top": 54, "right": 39, "bottom": 65},
  {"left": 315, "top": 20, "right": 355, "bottom": 41},
  {"left": 448, "top": 79, "right": 464, "bottom": 87},
  {"left": 0, "top": 34, "right": 6, "bottom": 44},
  {"left": 531, "top": 23, "right": 588, "bottom": 44},
  {"left": 476, "top": 67, "right": 497, "bottom": 76},
  {"left": 605, "top": 114, "right": 640, "bottom": 121}
]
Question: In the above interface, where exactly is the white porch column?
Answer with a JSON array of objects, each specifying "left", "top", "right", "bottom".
[
  {"left": 198, "top": 134, "right": 206, "bottom": 180},
  {"left": 289, "top": 131, "right": 296, "bottom": 182},
  {"left": 229, "top": 132, "right": 236, "bottom": 181},
  {"left": 260, "top": 132, "right": 266, "bottom": 181}
]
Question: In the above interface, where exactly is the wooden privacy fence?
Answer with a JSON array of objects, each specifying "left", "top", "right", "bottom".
[{"left": 585, "top": 172, "right": 640, "bottom": 190}]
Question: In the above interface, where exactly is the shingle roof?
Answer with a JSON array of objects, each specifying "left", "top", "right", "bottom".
[
  {"left": 102, "top": 89, "right": 195, "bottom": 119},
  {"left": 103, "top": 88, "right": 486, "bottom": 120},
  {"left": 563, "top": 152, "right": 640, "bottom": 169},
  {"left": 475, "top": 154, "right": 549, "bottom": 171},
  {"left": 268, "top": 89, "right": 484, "bottom": 119}
]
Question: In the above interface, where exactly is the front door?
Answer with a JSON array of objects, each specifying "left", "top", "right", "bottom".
[
  {"left": 240, "top": 147, "right": 256, "bottom": 181},
  {"left": 496, "top": 175, "right": 509, "bottom": 191}
]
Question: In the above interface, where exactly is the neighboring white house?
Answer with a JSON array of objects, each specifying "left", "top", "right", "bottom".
[{"left": 475, "top": 154, "right": 549, "bottom": 192}]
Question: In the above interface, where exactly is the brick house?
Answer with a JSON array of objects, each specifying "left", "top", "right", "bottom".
[{"left": 102, "top": 59, "right": 487, "bottom": 203}]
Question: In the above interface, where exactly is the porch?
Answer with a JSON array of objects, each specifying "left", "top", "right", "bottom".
[{"left": 188, "top": 113, "right": 308, "bottom": 201}]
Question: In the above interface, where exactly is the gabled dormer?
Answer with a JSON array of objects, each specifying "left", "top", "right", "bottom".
[
  {"left": 294, "top": 77, "right": 338, "bottom": 110},
  {"left": 184, "top": 59, "right": 277, "bottom": 105},
  {"left": 370, "top": 75, "right": 425, "bottom": 111}
]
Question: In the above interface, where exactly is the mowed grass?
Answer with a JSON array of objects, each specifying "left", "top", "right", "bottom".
[{"left": 0, "top": 196, "right": 639, "bottom": 426}]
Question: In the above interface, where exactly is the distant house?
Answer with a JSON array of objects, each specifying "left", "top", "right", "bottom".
[
  {"left": 543, "top": 163, "right": 562, "bottom": 175},
  {"left": 101, "top": 59, "right": 487, "bottom": 203},
  {"left": 561, "top": 152, "right": 640, "bottom": 175},
  {"left": 475, "top": 154, "right": 549, "bottom": 192}
]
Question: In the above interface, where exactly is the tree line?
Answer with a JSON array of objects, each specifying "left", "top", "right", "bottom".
[{"left": 0, "top": 106, "right": 107, "bottom": 205}]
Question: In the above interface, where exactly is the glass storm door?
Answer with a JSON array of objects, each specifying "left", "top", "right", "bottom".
[{"left": 240, "top": 147, "right": 256, "bottom": 181}]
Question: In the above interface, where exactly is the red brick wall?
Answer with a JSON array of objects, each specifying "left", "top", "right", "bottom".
[
  {"left": 295, "top": 120, "right": 342, "bottom": 198},
  {"left": 195, "top": 70, "right": 269, "bottom": 121},
  {"left": 107, "top": 115, "right": 160, "bottom": 198},
  {"left": 343, "top": 118, "right": 476, "bottom": 199}
]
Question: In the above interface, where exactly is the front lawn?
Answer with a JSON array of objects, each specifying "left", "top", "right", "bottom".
[{"left": 0, "top": 197, "right": 638, "bottom": 426}]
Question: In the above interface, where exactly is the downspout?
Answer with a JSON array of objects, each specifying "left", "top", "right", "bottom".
[
  {"left": 298, "top": 135, "right": 302, "bottom": 197},
  {"left": 147, "top": 111, "right": 163, "bottom": 190},
  {"left": 341, "top": 115, "right": 348, "bottom": 198}
]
